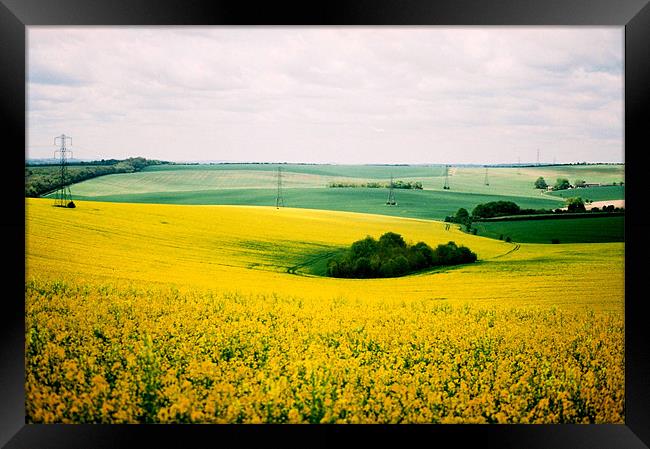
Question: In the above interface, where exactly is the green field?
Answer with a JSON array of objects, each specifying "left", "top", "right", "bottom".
[
  {"left": 547, "top": 185, "right": 625, "bottom": 202},
  {"left": 141, "top": 163, "right": 625, "bottom": 188},
  {"left": 471, "top": 215, "right": 625, "bottom": 244},
  {"left": 63, "top": 164, "right": 626, "bottom": 198},
  {"left": 49, "top": 163, "right": 625, "bottom": 221},
  {"left": 66, "top": 188, "right": 565, "bottom": 221}
]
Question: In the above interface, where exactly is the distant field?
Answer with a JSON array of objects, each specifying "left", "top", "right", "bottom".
[
  {"left": 51, "top": 164, "right": 625, "bottom": 220},
  {"left": 25, "top": 158, "right": 167, "bottom": 198},
  {"left": 547, "top": 185, "right": 625, "bottom": 202},
  {"left": 141, "top": 163, "right": 625, "bottom": 186},
  {"left": 66, "top": 187, "right": 564, "bottom": 221},
  {"left": 143, "top": 163, "right": 446, "bottom": 178},
  {"left": 471, "top": 215, "right": 624, "bottom": 244},
  {"left": 425, "top": 164, "right": 625, "bottom": 198},
  {"left": 65, "top": 164, "right": 625, "bottom": 198}
]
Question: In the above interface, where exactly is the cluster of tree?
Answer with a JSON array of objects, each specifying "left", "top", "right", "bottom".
[
  {"left": 326, "top": 232, "right": 477, "bottom": 278},
  {"left": 329, "top": 181, "right": 387, "bottom": 188},
  {"left": 534, "top": 176, "right": 623, "bottom": 190},
  {"left": 328, "top": 180, "right": 423, "bottom": 189},
  {"left": 565, "top": 197, "right": 586, "bottom": 212},
  {"left": 554, "top": 178, "right": 571, "bottom": 190},
  {"left": 445, "top": 202, "right": 522, "bottom": 231},
  {"left": 471, "top": 201, "right": 521, "bottom": 219},
  {"left": 446, "top": 200, "right": 547, "bottom": 230},
  {"left": 25, "top": 157, "right": 168, "bottom": 197},
  {"left": 444, "top": 208, "right": 472, "bottom": 227},
  {"left": 390, "top": 180, "right": 423, "bottom": 190},
  {"left": 534, "top": 176, "right": 573, "bottom": 190},
  {"left": 76, "top": 159, "right": 122, "bottom": 166},
  {"left": 534, "top": 177, "right": 548, "bottom": 189}
]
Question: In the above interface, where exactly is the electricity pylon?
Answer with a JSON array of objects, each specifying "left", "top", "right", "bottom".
[{"left": 53, "top": 134, "right": 75, "bottom": 208}]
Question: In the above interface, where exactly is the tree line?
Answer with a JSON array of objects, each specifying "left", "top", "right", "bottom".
[
  {"left": 328, "top": 180, "right": 423, "bottom": 189},
  {"left": 534, "top": 176, "right": 624, "bottom": 190},
  {"left": 25, "top": 157, "right": 169, "bottom": 197},
  {"left": 445, "top": 199, "right": 624, "bottom": 234}
]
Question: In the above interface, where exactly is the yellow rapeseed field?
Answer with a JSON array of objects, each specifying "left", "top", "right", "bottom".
[{"left": 25, "top": 198, "right": 624, "bottom": 423}]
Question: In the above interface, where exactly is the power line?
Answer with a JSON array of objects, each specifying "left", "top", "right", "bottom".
[
  {"left": 443, "top": 165, "right": 450, "bottom": 190},
  {"left": 53, "top": 134, "right": 76, "bottom": 208},
  {"left": 386, "top": 174, "right": 396, "bottom": 206},
  {"left": 275, "top": 165, "right": 285, "bottom": 209},
  {"left": 484, "top": 166, "right": 490, "bottom": 186}
]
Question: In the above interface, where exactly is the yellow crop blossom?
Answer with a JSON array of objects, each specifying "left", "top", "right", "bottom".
[
  {"left": 25, "top": 278, "right": 624, "bottom": 424},
  {"left": 24, "top": 199, "right": 624, "bottom": 423}
]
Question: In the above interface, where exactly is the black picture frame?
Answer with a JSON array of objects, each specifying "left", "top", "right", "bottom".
[{"left": 2, "top": 0, "right": 649, "bottom": 447}]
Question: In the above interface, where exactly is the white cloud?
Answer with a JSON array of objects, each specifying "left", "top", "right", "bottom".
[{"left": 27, "top": 27, "right": 623, "bottom": 164}]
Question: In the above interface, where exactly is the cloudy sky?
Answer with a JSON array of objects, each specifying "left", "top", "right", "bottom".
[{"left": 27, "top": 27, "right": 623, "bottom": 164}]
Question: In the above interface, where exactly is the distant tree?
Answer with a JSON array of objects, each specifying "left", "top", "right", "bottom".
[
  {"left": 574, "top": 179, "right": 586, "bottom": 188},
  {"left": 454, "top": 208, "right": 472, "bottom": 231},
  {"left": 472, "top": 201, "right": 521, "bottom": 219},
  {"left": 455, "top": 208, "right": 469, "bottom": 223},
  {"left": 554, "top": 178, "right": 571, "bottom": 190},
  {"left": 25, "top": 157, "right": 164, "bottom": 198},
  {"left": 534, "top": 176, "right": 548, "bottom": 189},
  {"left": 566, "top": 197, "right": 586, "bottom": 212}
]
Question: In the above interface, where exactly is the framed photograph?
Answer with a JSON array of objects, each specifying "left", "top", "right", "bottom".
[{"left": 3, "top": 0, "right": 649, "bottom": 447}]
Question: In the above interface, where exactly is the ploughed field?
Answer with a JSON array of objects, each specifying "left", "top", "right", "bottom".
[
  {"left": 25, "top": 198, "right": 624, "bottom": 423},
  {"left": 54, "top": 164, "right": 625, "bottom": 220}
]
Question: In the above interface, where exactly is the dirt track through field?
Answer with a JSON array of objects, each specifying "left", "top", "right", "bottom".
[{"left": 489, "top": 242, "right": 521, "bottom": 259}]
